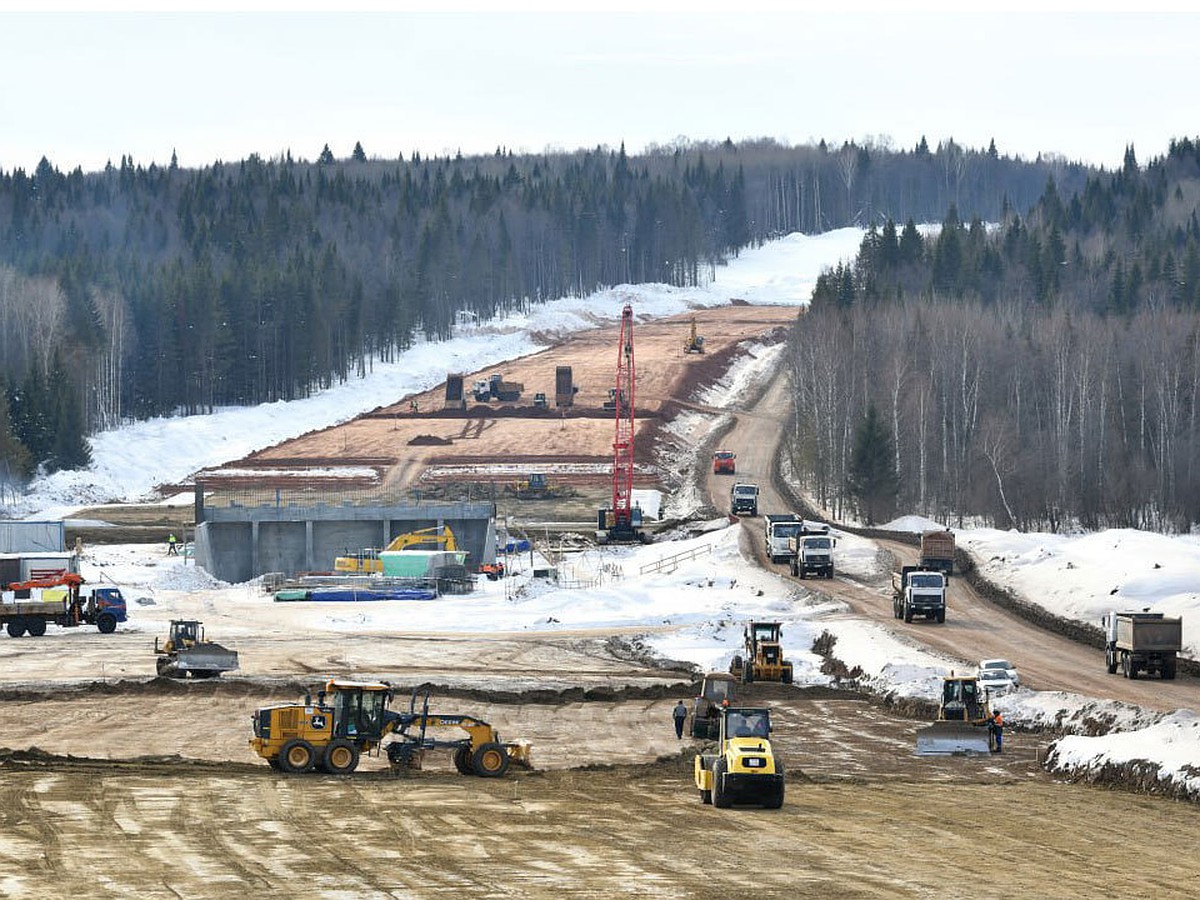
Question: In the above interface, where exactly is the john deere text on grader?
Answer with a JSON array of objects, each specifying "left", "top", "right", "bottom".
[{"left": 249, "top": 679, "right": 531, "bottom": 776}]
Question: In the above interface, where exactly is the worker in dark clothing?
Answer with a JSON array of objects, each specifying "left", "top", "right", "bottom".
[
  {"left": 990, "top": 710, "right": 1004, "bottom": 753},
  {"left": 672, "top": 700, "right": 688, "bottom": 739}
]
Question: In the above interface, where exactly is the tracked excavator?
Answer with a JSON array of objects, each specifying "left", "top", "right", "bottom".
[
  {"left": 334, "top": 525, "right": 458, "bottom": 574},
  {"left": 250, "top": 680, "right": 532, "bottom": 776}
]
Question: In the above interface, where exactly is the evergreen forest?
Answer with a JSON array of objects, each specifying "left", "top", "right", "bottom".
[
  {"left": 791, "top": 141, "right": 1200, "bottom": 532},
  {"left": 0, "top": 133, "right": 1112, "bottom": 499}
]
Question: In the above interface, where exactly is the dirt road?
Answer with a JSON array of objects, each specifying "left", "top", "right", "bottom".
[{"left": 711, "top": 362, "right": 1200, "bottom": 714}]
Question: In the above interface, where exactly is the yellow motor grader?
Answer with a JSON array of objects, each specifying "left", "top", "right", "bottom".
[{"left": 249, "top": 680, "right": 531, "bottom": 776}]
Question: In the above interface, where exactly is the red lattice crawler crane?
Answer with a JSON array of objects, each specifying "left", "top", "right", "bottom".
[{"left": 596, "top": 304, "right": 647, "bottom": 544}]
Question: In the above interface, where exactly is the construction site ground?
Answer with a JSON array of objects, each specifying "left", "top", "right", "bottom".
[{"left": 5, "top": 303, "right": 1199, "bottom": 898}]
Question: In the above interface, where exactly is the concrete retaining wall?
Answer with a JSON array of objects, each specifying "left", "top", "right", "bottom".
[{"left": 194, "top": 501, "right": 497, "bottom": 583}]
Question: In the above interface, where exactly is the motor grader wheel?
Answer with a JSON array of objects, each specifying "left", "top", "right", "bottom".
[
  {"left": 471, "top": 742, "right": 511, "bottom": 777},
  {"left": 322, "top": 739, "right": 360, "bottom": 775},
  {"left": 453, "top": 746, "right": 474, "bottom": 775},
  {"left": 279, "top": 738, "right": 317, "bottom": 774}
]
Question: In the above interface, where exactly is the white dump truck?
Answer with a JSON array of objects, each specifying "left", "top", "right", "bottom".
[
  {"left": 763, "top": 514, "right": 802, "bottom": 565},
  {"left": 788, "top": 522, "right": 835, "bottom": 578},
  {"left": 892, "top": 566, "right": 947, "bottom": 623}
]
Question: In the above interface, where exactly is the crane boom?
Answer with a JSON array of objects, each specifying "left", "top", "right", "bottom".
[
  {"left": 612, "top": 304, "right": 636, "bottom": 525},
  {"left": 596, "top": 304, "right": 645, "bottom": 544}
]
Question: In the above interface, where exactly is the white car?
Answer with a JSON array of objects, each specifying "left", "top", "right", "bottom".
[
  {"left": 977, "top": 667, "right": 1017, "bottom": 696},
  {"left": 979, "top": 658, "right": 1020, "bottom": 687}
]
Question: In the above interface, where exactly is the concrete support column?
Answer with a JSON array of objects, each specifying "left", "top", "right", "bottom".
[
  {"left": 306, "top": 520, "right": 315, "bottom": 572},
  {"left": 251, "top": 521, "right": 259, "bottom": 575}
]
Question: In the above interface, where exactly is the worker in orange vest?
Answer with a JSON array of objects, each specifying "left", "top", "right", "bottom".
[{"left": 990, "top": 710, "right": 1004, "bottom": 753}]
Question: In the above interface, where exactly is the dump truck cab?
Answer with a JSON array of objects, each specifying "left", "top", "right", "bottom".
[
  {"left": 694, "top": 705, "right": 784, "bottom": 809},
  {"left": 712, "top": 450, "right": 736, "bottom": 475}
]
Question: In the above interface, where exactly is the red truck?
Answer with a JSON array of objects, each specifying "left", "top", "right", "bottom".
[{"left": 712, "top": 451, "right": 736, "bottom": 475}]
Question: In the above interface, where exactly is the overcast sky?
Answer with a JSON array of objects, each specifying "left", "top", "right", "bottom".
[{"left": 2, "top": 5, "right": 1198, "bottom": 174}]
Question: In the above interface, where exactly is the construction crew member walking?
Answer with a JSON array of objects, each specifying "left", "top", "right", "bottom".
[
  {"left": 672, "top": 700, "right": 688, "bottom": 739},
  {"left": 990, "top": 710, "right": 1004, "bottom": 753}
]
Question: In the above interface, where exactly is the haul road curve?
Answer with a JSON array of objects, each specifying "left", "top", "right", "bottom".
[{"left": 714, "top": 356, "right": 1199, "bottom": 712}]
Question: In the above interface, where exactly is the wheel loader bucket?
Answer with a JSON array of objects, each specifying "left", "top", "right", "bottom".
[{"left": 915, "top": 721, "right": 993, "bottom": 756}]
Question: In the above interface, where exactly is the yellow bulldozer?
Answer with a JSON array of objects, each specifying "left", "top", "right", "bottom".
[
  {"left": 728, "top": 621, "right": 794, "bottom": 684},
  {"left": 249, "top": 679, "right": 532, "bottom": 776},
  {"left": 694, "top": 705, "right": 784, "bottom": 809},
  {"left": 915, "top": 673, "right": 996, "bottom": 755},
  {"left": 334, "top": 524, "right": 458, "bottom": 575}
]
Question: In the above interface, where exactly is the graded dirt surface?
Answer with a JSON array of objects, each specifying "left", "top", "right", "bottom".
[
  {"left": 228, "top": 305, "right": 795, "bottom": 496},
  {"left": 6, "top": 305, "right": 1200, "bottom": 897}
]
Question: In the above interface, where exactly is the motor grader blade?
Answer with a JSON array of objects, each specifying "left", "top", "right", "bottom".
[
  {"left": 915, "top": 721, "right": 992, "bottom": 755},
  {"left": 505, "top": 741, "right": 533, "bottom": 769}
]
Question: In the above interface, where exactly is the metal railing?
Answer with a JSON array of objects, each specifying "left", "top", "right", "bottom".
[{"left": 639, "top": 542, "right": 714, "bottom": 575}]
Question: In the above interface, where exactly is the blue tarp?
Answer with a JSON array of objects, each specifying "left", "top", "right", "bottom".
[{"left": 275, "top": 588, "right": 438, "bottom": 602}]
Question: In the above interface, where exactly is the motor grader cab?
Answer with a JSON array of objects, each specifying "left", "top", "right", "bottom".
[
  {"left": 915, "top": 673, "right": 996, "bottom": 755},
  {"left": 728, "top": 621, "right": 794, "bottom": 684},
  {"left": 249, "top": 681, "right": 531, "bottom": 776},
  {"left": 690, "top": 672, "right": 736, "bottom": 739},
  {"left": 334, "top": 525, "right": 458, "bottom": 574},
  {"left": 694, "top": 706, "right": 784, "bottom": 809}
]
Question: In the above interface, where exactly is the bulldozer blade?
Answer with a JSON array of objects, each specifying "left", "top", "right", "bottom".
[
  {"left": 915, "top": 721, "right": 993, "bottom": 756},
  {"left": 170, "top": 644, "right": 240, "bottom": 676}
]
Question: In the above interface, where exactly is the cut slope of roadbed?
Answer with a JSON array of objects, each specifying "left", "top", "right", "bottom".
[{"left": 773, "top": 472, "right": 1200, "bottom": 803}]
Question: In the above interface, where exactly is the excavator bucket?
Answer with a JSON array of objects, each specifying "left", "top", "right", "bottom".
[{"left": 915, "top": 721, "right": 993, "bottom": 756}]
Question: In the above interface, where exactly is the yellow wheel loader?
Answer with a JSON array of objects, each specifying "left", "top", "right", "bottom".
[
  {"left": 694, "top": 706, "right": 784, "bottom": 809},
  {"left": 728, "top": 621, "right": 794, "bottom": 684},
  {"left": 914, "top": 673, "right": 996, "bottom": 755},
  {"left": 249, "top": 680, "right": 531, "bottom": 776}
]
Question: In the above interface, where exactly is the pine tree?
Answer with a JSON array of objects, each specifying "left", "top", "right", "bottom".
[
  {"left": 46, "top": 351, "right": 92, "bottom": 472},
  {"left": 352, "top": 141, "right": 366, "bottom": 163},
  {"left": 0, "top": 381, "right": 33, "bottom": 490},
  {"left": 848, "top": 403, "right": 898, "bottom": 525},
  {"left": 317, "top": 143, "right": 335, "bottom": 166}
]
